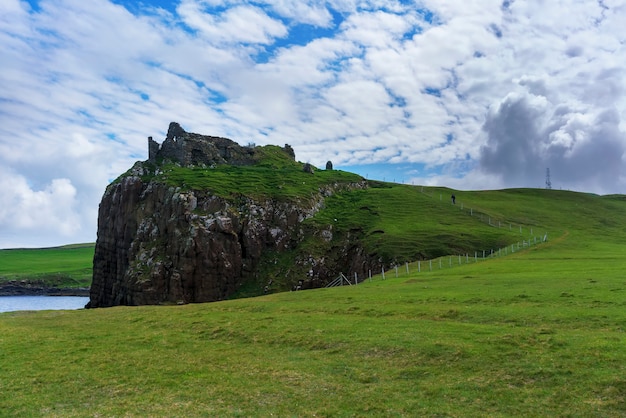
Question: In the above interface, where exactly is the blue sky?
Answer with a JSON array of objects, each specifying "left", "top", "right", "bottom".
[{"left": 1, "top": 0, "right": 626, "bottom": 248}]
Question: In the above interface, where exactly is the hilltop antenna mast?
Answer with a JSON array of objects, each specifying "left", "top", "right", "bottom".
[{"left": 545, "top": 168, "right": 552, "bottom": 189}]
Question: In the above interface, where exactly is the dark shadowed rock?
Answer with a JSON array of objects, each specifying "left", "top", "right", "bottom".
[{"left": 150, "top": 122, "right": 260, "bottom": 167}]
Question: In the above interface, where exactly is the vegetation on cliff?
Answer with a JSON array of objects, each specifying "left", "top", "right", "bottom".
[
  {"left": 155, "top": 145, "right": 363, "bottom": 200},
  {"left": 111, "top": 142, "right": 531, "bottom": 300}
]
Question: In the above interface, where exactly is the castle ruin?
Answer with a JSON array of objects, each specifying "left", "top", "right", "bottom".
[{"left": 148, "top": 122, "right": 295, "bottom": 167}]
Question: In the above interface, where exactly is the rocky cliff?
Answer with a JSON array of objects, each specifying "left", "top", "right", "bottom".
[{"left": 88, "top": 123, "right": 373, "bottom": 308}]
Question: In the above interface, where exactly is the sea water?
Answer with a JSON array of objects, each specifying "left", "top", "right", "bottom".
[{"left": 0, "top": 296, "right": 89, "bottom": 313}]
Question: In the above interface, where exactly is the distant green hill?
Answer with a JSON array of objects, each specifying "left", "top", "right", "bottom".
[
  {"left": 0, "top": 243, "right": 94, "bottom": 288},
  {"left": 151, "top": 145, "right": 626, "bottom": 265}
]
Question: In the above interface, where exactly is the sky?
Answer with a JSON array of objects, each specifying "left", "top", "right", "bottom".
[{"left": 1, "top": 0, "right": 625, "bottom": 248}]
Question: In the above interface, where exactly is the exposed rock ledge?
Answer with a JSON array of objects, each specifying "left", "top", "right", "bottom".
[{"left": 0, "top": 281, "right": 90, "bottom": 296}]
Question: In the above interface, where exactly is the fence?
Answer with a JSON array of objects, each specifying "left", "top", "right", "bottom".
[
  {"left": 327, "top": 186, "right": 549, "bottom": 287},
  {"left": 326, "top": 234, "right": 547, "bottom": 287},
  {"left": 421, "top": 186, "right": 544, "bottom": 235}
]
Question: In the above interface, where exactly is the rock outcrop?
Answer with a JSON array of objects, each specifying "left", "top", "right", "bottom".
[
  {"left": 148, "top": 122, "right": 294, "bottom": 167},
  {"left": 88, "top": 123, "right": 372, "bottom": 308},
  {"left": 0, "top": 280, "right": 90, "bottom": 296}
]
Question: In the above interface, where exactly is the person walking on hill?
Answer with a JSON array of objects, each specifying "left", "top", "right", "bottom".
[{"left": 451, "top": 194, "right": 456, "bottom": 205}]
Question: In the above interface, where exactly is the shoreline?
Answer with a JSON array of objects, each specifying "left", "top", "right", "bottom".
[{"left": 0, "top": 281, "right": 90, "bottom": 297}]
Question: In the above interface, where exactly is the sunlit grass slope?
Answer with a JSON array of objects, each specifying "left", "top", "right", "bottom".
[
  {"left": 0, "top": 243, "right": 94, "bottom": 287},
  {"left": 304, "top": 182, "right": 532, "bottom": 262},
  {"left": 1, "top": 187, "right": 626, "bottom": 416},
  {"left": 1, "top": 257, "right": 625, "bottom": 416}
]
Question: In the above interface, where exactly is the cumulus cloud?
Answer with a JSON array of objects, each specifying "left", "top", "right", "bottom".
[
  {"left": 177, "top": 2, "right": 288, "bottom": 44},
  {"left": 0, "top": 169, "right": 83, "bottom": 248},
  {"left": 477, "top": 86, "right": 626, "bottom": 191},
  {"left": 472, "top": 1, "right": 626, "bottom": 193},
  {"left": 1, "top": 0, "right": 626, "bottom": 247}
]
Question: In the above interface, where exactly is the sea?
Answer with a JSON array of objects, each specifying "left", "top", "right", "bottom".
[{"left": 0, "top": 296, "right": 90, "bottom": 313}]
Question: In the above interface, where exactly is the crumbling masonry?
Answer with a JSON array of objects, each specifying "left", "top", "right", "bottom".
[{"left": 148, "top": 122, "right": 295, "bottom": 167}]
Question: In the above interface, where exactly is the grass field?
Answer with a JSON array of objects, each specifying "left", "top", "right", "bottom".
[
  {"left": 1, "top": 186, "right": 625, "bottom": 416},
  {"left": 0, "top": 243, "right": 94, "bottom": 288}
]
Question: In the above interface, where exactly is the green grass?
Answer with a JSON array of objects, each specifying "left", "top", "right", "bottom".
[
  {"left": 0, "top": 243, "right": 94, "bottom": 288},
  {"left": 2, "top": 187, "right": 626, "bottom": 416},
  {"left": 1, "top": 253, "right": 625, "bottom": 416},
  {"left": 159, "top": 145, "right": 363, "bottom": 201},
  {"left": 163, "top": 163, "right": 361, "bottom": 201},
  {"left": 305, "top": 183, "right": 530, "bottom": 262}
]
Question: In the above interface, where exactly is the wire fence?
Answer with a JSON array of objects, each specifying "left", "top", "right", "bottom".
[
  {"left": 327, "top": 234, "right": 547, "bottom": 287},
  {"left": 421, "top": 187, "right": 544, "bottom": 235},
  {"left": 327, "top": 186, "right": 549, "bottom": 287}
]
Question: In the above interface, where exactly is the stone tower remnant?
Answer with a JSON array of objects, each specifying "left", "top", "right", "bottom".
[{"left": 148, "top": 122, "right": 296, "bottom": 167}]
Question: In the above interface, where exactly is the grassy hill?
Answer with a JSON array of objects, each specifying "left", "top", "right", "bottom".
[
  {"left": 0, "top": 243, "right": 94, "bottom": 288},
  {"left": 146, "top": 146, "right": 555, "bottom": 293},
  {"left": 1, "top": 183, "right": 626, "bottom": 415},
  {"left": 0, "top": 148, "right": 539, "bottom": 292}
]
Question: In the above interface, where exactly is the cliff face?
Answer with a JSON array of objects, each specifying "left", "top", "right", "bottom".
[
  {"left": 88, "top": 123, "right": 373, "bottom": 307},
  {"left": 88, "top": 163, "right": 368, "bottom": 307}
]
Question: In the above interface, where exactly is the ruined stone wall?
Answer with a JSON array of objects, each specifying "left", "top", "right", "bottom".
[{"left": 148, "top": 122, "right": 292, "bottom": 167}]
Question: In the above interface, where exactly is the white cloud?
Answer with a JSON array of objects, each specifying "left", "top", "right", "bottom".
[
  {"left": 340, "top": 10, "right": 419, "bottom": 47},
  {"left": 258, "top": 37, "right": 357, "bottom": 87},
  {"left": 1, "top": 0, "right": 625, "bottom": 247},
  {"left": 0, "top": 168, "right": 86, "bottom": 247},
  {"left": 263, "top": 0, "right": 334, "bottom": 26},
  {"left": 177, "top": 1, "right": 288, "bottom": 44},
  {"left": 478, "top": 89, "right": 626, "bottom": 193}
]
